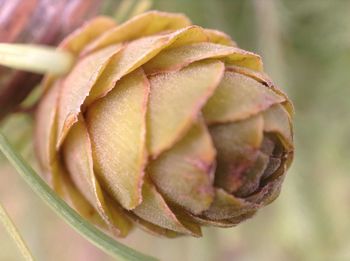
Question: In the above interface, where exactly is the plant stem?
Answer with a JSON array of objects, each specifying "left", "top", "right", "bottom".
[
  {"left": 253, "top": 0, "right": 286, "bottom": 88},
  {"left": 114, "top": 0, "right": 153, "bottom": 23},
  {"left": 114, "top": 0, "right": 135, "bottom": 23},
  {"left": 128, "top": 0, "right": 153, "bottom": 18},
  {"left": 0, "top": 131, "right": 157, "bottom": 261},
  {"left": 0, "top": 202, "right": 35, "bottom": 261},
  {"left": 0, "top": 43, "right": 73, "bottom": 75}
]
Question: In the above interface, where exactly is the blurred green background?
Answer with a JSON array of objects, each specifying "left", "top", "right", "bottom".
[{"left": 1, "top": 0, "right": 350, "bottom": 260}]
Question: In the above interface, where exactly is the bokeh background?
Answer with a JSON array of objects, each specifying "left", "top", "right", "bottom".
[{"left": 1, "top": 0, "right": 350, "bottom": 260}]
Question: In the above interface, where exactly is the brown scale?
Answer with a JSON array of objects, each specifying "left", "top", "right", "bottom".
[{"left": 228, "top": 133, "right": 285, "bottom": 198}]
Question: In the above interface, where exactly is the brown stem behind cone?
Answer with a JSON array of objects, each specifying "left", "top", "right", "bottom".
[{"left": 0, "top": 0, "right": 103, "bottom": 121}]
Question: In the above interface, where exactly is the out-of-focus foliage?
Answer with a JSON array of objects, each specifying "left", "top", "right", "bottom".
[{"left": 1, "top": 0, "right": 350, "bottom": 260}]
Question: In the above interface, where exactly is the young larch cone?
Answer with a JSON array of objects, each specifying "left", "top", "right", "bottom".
[{"left": 35, "top": 11, "right": 294, "bottom": 237}]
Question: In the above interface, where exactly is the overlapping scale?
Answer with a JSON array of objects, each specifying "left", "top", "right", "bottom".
[
  {"left": 148, "top": 119, "right": 216, "bottom": 215},
  {"left": 84, "top": 26, "right": 209, "bottom": 106},
  {"left": 263, "top": 104, "right": 293, "bottom": 150},
  {"left": 82, "top": 11, "right": 192, "bottom": 55},
  {"left": 132, "top": 179, "right": 201, "bottom": 236},
  {"left": 56, "top": 44, "right": 123, "bottom": 148},
  {"left": 203, "top": 71, "right": 284, "bottom": 124},
  {"left": 146, "top": 60, "right": 224, "bottom": 157},
  {"left": 50, "top": 160, "right": 106, "bottom": 230},
  {"left": 143, "top": 43, "right": 262, "bottom": 75},
  {"left": 226, "top": 65, "right": 294, "bottom": 117},
  {"left": 209, "top": 115, "right": 264, "bottom": 194},
  {"left": 35, "top": 80, "right": 60, "bottom": 175},
  {"left": 86, "top": 69, "right": 149, "bottom": 210},
  {"left": 201, "top": 188, "right": 258, "bottom": 221},
  {"left": 62, "top": 117, "right": 132, "bottom": 236}
]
